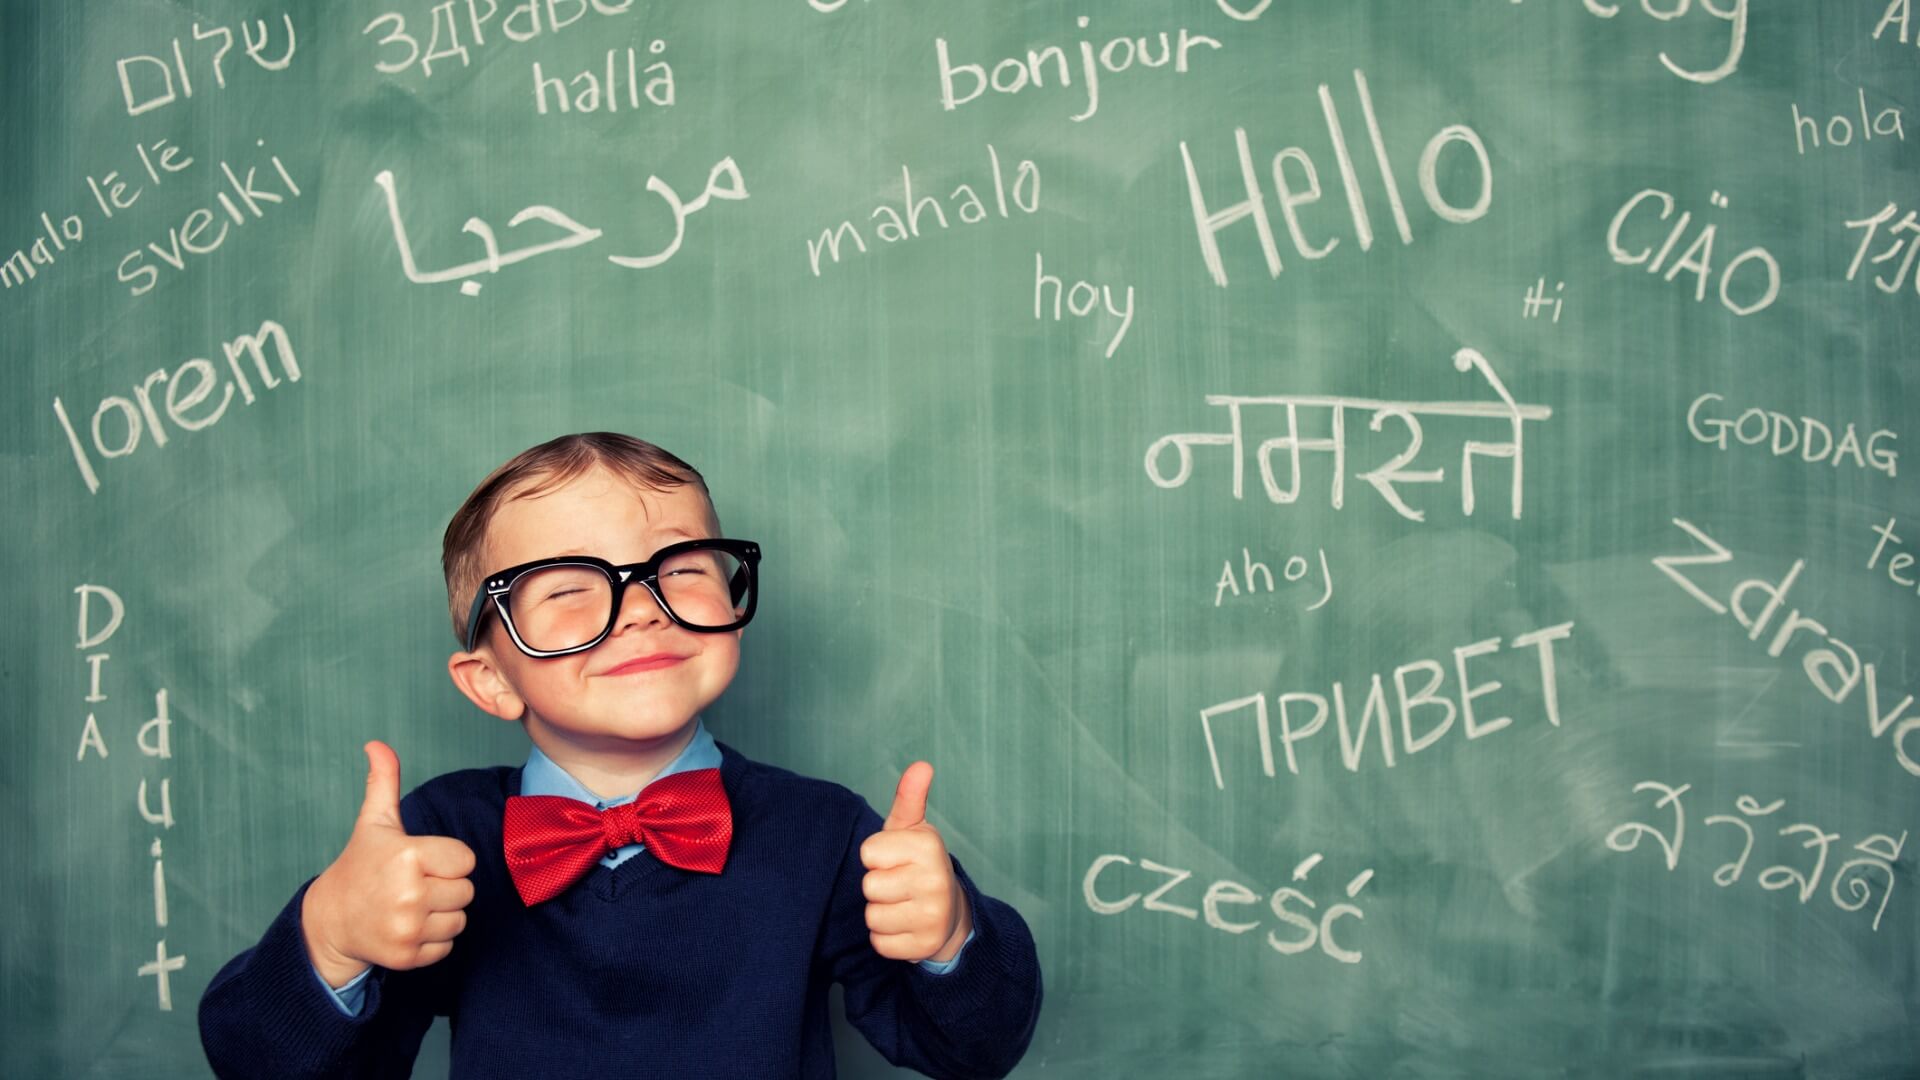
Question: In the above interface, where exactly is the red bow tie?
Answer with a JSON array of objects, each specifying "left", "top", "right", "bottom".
[{"left": 503, "top": 767, "right": 732, "bottom": 906}]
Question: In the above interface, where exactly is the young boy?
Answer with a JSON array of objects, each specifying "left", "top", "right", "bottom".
[{"left": 198, "top": 432, "right": 1043, "bottom": 1078}]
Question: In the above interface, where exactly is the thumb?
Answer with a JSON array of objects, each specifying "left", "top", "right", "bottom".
[
  {"left": 883, "top": 761, "right": 933, "bottom": 831},
  {"left": 357, "top": 740, "right": 405, "bottom": 831}
]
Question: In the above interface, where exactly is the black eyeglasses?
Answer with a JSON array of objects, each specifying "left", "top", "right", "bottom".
[{"left": 464, "top": 538, "right": 761, "bottom": 657}]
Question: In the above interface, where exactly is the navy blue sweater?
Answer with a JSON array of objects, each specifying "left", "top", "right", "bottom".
[{"left": 198, "top": 740, "right": 1043, "bottom": 1079}]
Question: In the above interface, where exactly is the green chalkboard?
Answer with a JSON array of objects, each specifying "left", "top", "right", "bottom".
[{"left": 7, "top": 0, "right": 1918, "bottom": 1075}]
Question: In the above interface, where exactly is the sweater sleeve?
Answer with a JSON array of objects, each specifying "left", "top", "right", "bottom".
[
  {"left": 823, "top": 798, "right": 1044, "bottom": 1080},
  {"left": 197, "top": 792, "right": 462, "bottom": 1079}
]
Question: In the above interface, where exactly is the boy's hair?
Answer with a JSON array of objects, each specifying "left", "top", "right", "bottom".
[{"left": 441, "top": 432, "right": 719, "bottom": 644}]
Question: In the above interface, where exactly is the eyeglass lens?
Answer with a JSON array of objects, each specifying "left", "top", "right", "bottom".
[{"left": 504, "top": 546, "right": 750, "bottom": 651}]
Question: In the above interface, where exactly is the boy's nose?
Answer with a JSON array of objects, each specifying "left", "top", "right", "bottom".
[{"left": 613, "top": 582, "right": 670, "bottom": 633}]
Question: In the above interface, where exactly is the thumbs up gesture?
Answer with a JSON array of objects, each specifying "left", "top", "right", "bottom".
[
  {"left": 301, "top": 742, "right": 478, "bottom": 988},
  {"left": 859, "top": 761, "right": 973, "bottom": 965}
]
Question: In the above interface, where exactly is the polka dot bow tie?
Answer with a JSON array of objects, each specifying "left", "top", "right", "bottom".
[{"left": 502, "top": 767, "right": 733, "bottom": 906}]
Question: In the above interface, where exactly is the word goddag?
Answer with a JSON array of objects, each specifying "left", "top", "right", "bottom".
[{"left": 1145, "top": 347, "right": 1550, "bottom": 523}]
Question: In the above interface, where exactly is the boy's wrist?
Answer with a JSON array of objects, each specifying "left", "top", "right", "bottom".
[
  {"left": 301, "top": 879, "right": 371, "bottom": 988},
  {"left": 927, "top": 888, "right": 973, "bottom": 964}
]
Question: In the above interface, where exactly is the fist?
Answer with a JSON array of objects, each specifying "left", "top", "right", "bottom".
[
  {"left": 302, "top": 741, "right": 478, "bottom": 988},
  {"left": 860, "top": 761, "right": 972, "bottom": 964}
]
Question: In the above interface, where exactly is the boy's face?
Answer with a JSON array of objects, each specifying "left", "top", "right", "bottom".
[{"left": 448, "top": 465, "right": 740, "bottom": 761}]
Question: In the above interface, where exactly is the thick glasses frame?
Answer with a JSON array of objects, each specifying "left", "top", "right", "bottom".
[{"left": 463, "top": 538, "right": 761, "bottom": 656}]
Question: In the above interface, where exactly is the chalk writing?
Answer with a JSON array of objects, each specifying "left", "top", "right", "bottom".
[
  {"left": 1686, "top": 393, "right": 1898, "bottom": 478},
  {"left": 534, "top": 42, "right": 672, "bottom": 114},
  {"left": 1521, "top": 278, "right": 1565, "bottom": 322},
  {"left": 1792, "top": 89, "right": 1905, "bottom": 155},
  {"left": 1146, "top": 347, "right": 1550, "bottom": 523},
  {"left": 1608, "top": 780, "right": 1907, "bottom": 931},
  {"left": 116, "top": 13, "right": 296, "bottom": 116},
  {"left": 806, "top": 144, "right": 1037, "bottom": 277},
  {"left": 1034, "top": 251, "right": 1134, "bottom": 358},
  {"left": 1213, "top": 546, "right": 1332, "bottom": 611},
  {"left": 1875, "top": 0, "right": 1920, "bottom": 49},
  {"left": 1559, "top": 0, "right": 1748, "bottom": 83},
  {"left": 1607, "top": 188, "right": 1780, "bottom": 316},
  {"left": 1083, "top": 849, "right": 1376, "bottom": 964},
  {"left": 936, "top": 16, "right": 1221, "bottom": 122},
  {"left": 1866, "top": 518, "right": 1920, "bottom": 597},
  {"left": 1844, "top": 202, "right": 1920, "bottom": 296},
  {"left": 115, "top": 141, "right": 301, "bottom": 297},
  {"left": 365, "top": 0, "right": 638, "bottom": 79},
  {"left": 1, "top": 139, "right": 196, "bottom": 294}
]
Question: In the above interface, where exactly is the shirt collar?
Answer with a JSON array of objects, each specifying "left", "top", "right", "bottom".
[{"left": 520, "top": 716, "right": 721, "bottom": 809}]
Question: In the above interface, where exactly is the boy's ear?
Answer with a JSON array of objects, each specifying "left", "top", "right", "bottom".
[{"left": 448, "top": 646, "right": 527, "bottom": 722}]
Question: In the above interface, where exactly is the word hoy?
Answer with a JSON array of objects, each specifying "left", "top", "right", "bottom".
[
  {"left": 1181, "top": 69, "right": 1491, "bottom": 288},
  {"left": 937, "top": 16, "right": 1221, "bottom": 122},
  {"left": 807, "top": 144, "right": 1038, "bottom": 277},
  {"left": 1034, "top": 252, "right": 1134, "bottom": 358},
  {"left": 53, "top": 319, "right": 301, "bottom": 494},
  {"left": 117, "top": 141, "right": 302, "bottom": 297},
  {"left": 1654, "top": 519, "right": 1918, "bottom": 777},
  {"left": 534, "top": 43, "right": 672, "bottom": 114}
]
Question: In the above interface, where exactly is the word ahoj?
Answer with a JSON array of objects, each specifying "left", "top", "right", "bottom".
[
  {"left": 1606, "top": 188, "right": 1779, "bottom": 316},
  {"left": 1792, "top": 88, "right": 1904, "bottom": 155},
  {"left": 1180, "top": 69, "right": 1491, "bottom": 288},
  {"left": 378, "top": 156, "right": 746, "bottom": 296},
  {"left": 1197, "top": 622, "right": 1574, "bottom": 789},
  {"left": 534, "top": 42, "right": 672, "bottom": 113},
  {"left": 1, "top": 139, "right": 196, "bottom": 293},
  {"left": 1569, "top": 0, "right": 1747, "bottom": 84},
  {"left": 1213, "top": 546, "right": 1331, "bottom": 611},
  {"left": 936, "top": 16, "right": 1221, "bottom": 122},
  {"left": 116, "top": 141, "right": 302, "bottom": 297},
  {"left": 1608, "top": 779, "right": 1906, "bottom": 932},
  {"left": 117, "top": 13, "right": 296, "bottom": 116},
  {"left": 1844, "top": 202, "right": 1920, "bottom": 297},
  {"left": 1147, "top": 347, "right": 1551, "bottom": 523},
  {"left": 52, "top": 319, "right": 301, "bottom": 495},
  {"left": 73, "top": 585, "right": 189, "bottom": 1007},
  {"left": 806, "top": 144, "right": 1037, "bottom": 277},
  {"left": 365, "top": 0, "right": 639, "bottom": 80},
  {"left": 1033, "top": 251, "right": 1134, "bottom": 358},
  {"left": 1685, "top": 393, "right": 1897, "bottom": 478},
  {"left": 1083, "top": 849, "right": 1376, "bottom": 964},
  {"left": 1866, "top": 518, "right": 1920, "bottom": 598},
  {"left": 1653, "top": 519, "right": 1919, "bottom": 776}
]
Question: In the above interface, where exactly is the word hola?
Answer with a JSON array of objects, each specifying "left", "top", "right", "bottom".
[
  {"left": 1607, "top": 188, "right": 1780, "bottom": 316},
  {"left": 1213, "top": 547, "right": 1332, "bottom": 611},
  {"left": 1686, "top": 393, "right": 1897, "bottom": 478},
  {"left": 1792, "top": 88, "right": 1904, "bottom": 155},
  {"left": 117, "top": 141, "right": 302, "bottom": 297},
  {"left": 534, "top": 42, "right": 672, "bottom": 113},
  {"left": 1866, "top": 518, "right": 1920, "bottom": 597},
  {"left": 1180, "top": 69, "right": 1491, "bottom": 288},
  {"left": 1084, "top": 849, "right": 1376, "bottom": 964},
  {"left": 1033, "top": 252, "right": 1134, "bottom": 358},
  {"left": 1653, "top": 519, "right": 1919, "bottom": 777},
  {"left": 807, "top": 144, "right": 1038, "bottom": 277},
  {"left": 117, "top": 13, "right": 296, "bottom": 116},
  {"left": 52, "top": 319, "right": 301, "bottom": 495},
  {"left": 936, "top": 15, "right": 1221, "bottom": 122}
]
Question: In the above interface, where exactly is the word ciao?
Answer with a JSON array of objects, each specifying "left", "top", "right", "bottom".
[
  {"left": 116, "top": 141, "right": 302, "bottom": 297},
  {"left": 1147, "top": 348, "right": 1550, "bottom": 523},
  {"left": 52, "top": 319, "right": 301, "bottom": 495},
  {"left": 377, "top": 157, "right": 746, "bottom": 296},
  {"left": 1653, "top": 519, "right": 1919, "bottom": 776},
  {"left": 1084, "top": 850, "right": 1376, "bottom": 964},
  {"left": 535, "top": 43, "right": 672, "bottom": 114},
  {"left": 1607, "top": 188, "right": 1779, "bottom": 316},
  {"left": 117, "top": 13, "right": 296, "bottom": 116},
  {"left": 73, "top": 586, "right": 189, "bottom": 1007},
  {"left": 1608, "top": 780, "right": 1906, "bottom": 932},
  {"left": 1180, "top": 69, "right": 1491, "bottom": 288},
  {"left": 806, "top": 144, "right": 1038, "bottom": 277},
  {"left": 1845, "top": 202, "right": 1920, "bottom": 297},
  {"left": 1866, "top": 518, "right": 1920, "bottom": 597},
  {"left": 365, "top": 0, "right": 639, "bottom": 80},
  {"left": 1198, "top": 622, "right": 1575, "bottom": 789},
  {"left": 1792, "top": 88, "right": 1904, "bottom": 156},
  {"left": 1686, "top": 394, "right": 1897, "bottom": 478},
  {"left": 1033, "top": 252, "right": 1134, "bottom": 358},
  {"left": 936, "top": 16, "right": 1221, "bottom": 122},
  {"left": 1214, "top": 546, "right": 1332, "bottom": 611},
  {"left": 2, "top": 138, "right": 194, "bottom": 293}
]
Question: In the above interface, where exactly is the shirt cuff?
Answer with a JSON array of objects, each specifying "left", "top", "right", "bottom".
[
  {"left": 308, "top": 958, "right": 372, "bottom": 1016},
  {"left": 914, "top": 926, "right": 976, "bottom": 975}
]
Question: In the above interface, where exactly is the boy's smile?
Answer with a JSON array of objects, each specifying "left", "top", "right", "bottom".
[{"left": 447, "top": 464, "right": 740, "bottom": 800}]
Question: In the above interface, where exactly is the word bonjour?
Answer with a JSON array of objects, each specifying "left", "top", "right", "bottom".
[
  {"left": 1198, "top": 622, "right": 1575, "bottom": 789},
  {"left": 1606, "top": 188, "right": 1779, "bottom": 316},
  {"left": 1792, "top": 88, "right": 1904, "bottom": 155},
  {"left": 1181, "top": 69, "right": 1491, "bottom": 288},
  {"left": 52, "top": 319, "right": 301, "bottom": 494},
  {"left": 1213, "top": 546, "right": 1332, "bottom": 611},
  {"left": 806, "top": 144, "right": 1038, "bottom": 277},
  {"left": 116, "top": 141, "right": 303, "bottom": 297},
  {"left": 116, "top": 13, "right": 296, "bottom": 116},
  {"left": 1147, "top": 347, "right": 1550, "bottom": 523},
  {"left": 365, "top": 0, "right": 640, "bottom": 80},
  {"left": 1608, "top": 780, "right": 1906, "bottom": 931},
  {"left": 1083, "top": 850, "right": 1376, "bottom": 963},
  {"left": 1033, "top": 252, "right": 1134, "bottom": 358},
  {"left": 1685, "top": 393, "right": 1897, "bottom": 478},
  {"left": 936, "top": 16, "right": 1221, "bottom": 122},
  {"left": 1866, "top": 518, "right": 1920, "bottom": 597},
  {"left": 1653, "top": 519, "right": 1919, "bottom": 776},
  {"left": 377, "top": 156, "right": 746, "bottom": 296},
  {"left": 1845, "top": 202, "right": 1920, "bottom": 297}
]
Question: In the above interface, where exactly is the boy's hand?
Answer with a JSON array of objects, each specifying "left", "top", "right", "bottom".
[
  {"left": 301, "top": 741, "right": 478, "bottom": 988},
  {"left": 860, "top": 761, "right": 973, "bottom": 965}
]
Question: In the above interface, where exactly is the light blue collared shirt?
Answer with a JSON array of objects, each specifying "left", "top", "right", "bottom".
[{"left": 312, "top": 717, "right": 973, "bottom": 1014}]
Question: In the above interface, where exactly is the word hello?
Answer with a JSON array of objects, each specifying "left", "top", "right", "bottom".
[
  {"left": 936, "top": 16, "right": 1221, "bottom": 122},
  {"left": 534, "top": 43, "right": 672, "bottom": 113},
  {"left": 1033, "top": 251, "right": 1134, "bottom": 358},
  {"left": 117, "top": 141, "right": 302, "bottom": 297},
  {"left": 1607, "top": 188, "right": 1779, "bottom": 316},
  {"left": 806, "top": 144, "right": 1038, "bottom": 277},
  {"left": 1084, "top": 849, "right": 1376, "bottom": 963},
  {"left": 1180, "top": 69, "right": 1491, "bottom": 288},
  {"left": 1793, "top": 88, "right": 1904, "bottom": 155},
  {"left": 1686, "top": 394, "right": 1897, "bottom": 478},
  {"left": 1866, "top": 518, "right": 1920, "bottom": 597},
  {"left": 53, "top": 319, "right": 302, "bottom": 494}
]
